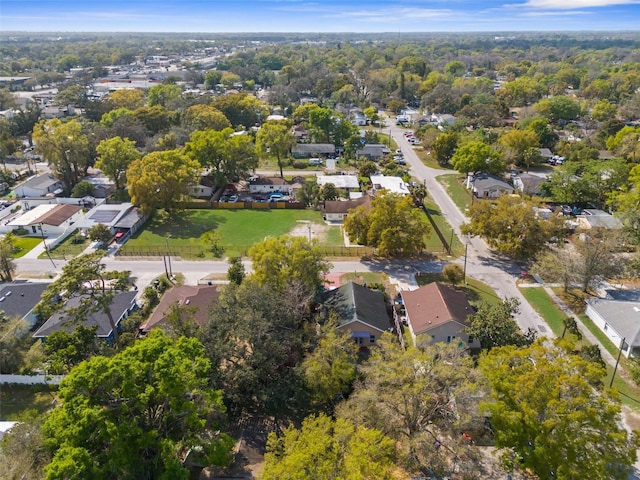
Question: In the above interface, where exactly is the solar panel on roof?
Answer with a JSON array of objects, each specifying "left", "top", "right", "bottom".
[{"left": 89, "top": 210, "right": 120, "bottom": 223}]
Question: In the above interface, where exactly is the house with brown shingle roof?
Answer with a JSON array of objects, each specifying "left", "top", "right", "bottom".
[
  {"left": 399, "top": 282, "right": 480, "bottom": 349},
  {"left": 323, "top": 195, "right": 370, "bottom": 223},
  {"left": 139, "top": 285, "right": 220, "bottom": 334}
]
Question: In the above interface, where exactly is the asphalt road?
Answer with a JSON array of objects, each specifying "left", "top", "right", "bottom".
[{"left": 387, "top": 118, "right": 551, "bottom": 337}]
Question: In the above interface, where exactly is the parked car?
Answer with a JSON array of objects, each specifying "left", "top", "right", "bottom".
[
  {"left": 228, "top": 195, "right": 239, "bottom": 203},
  {"left": 394, "top": 157, "right": 406, "bottom": 165},
  {"left": 395, "top": 149, "right": 403, "bottom": 155},
  {"left": 309, "top": 158, "right": 323, "bottom": 165},
  {"left": 269, "top": 192, "right": 284, "bottom": 201},
  {"left": 218, "top": 195, "right": 228, "bottom": 202}
]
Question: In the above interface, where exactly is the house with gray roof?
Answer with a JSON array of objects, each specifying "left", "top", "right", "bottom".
[
  {"left": 0, "top": 282, "right": 48, "bottom": 328},
  {"left": 14, "top": 174, "right": 64, "bottom": 198},
  {"left": 356, "top": 144, "right": 389, "bottom": 161},
  {"left": 576, "top": 209, "right": 622, "bottom": 231},
  {"left": 585, "top": 298, "right": 640, "bottom": 358},
  {"left": 292, "top": 143, "right": 335, "bottom": 158},
  {"left": 466, "top": 173, "right": 514, "bottom": 199},
  {"left": 33, "top": 291, "right": 138, "bottom": 343},
  {"left": 321, "top": 282, "right": 390, "bottom": 348}
]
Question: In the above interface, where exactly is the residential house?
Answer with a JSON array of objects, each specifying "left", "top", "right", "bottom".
[
  {"left": 322, "top": 282, "right": 391, "bottom": 348},
  {"left": 576, "top": 209, "right": 622, "bottom": 231},
  {"left": 370, "top": 175, "right": 410, "bottom": 195},
  {"left": 5, "top": 203, "right": 83, "bottom": 237},
  {"left": 248, "top": 177, "right": 293, "bottom": 195},
  {"left": 76, "top": 203, "right": 146, "bottom": 242},
  {"left": 512, "top": 173, "right": 545, "bottom": 196},
  {"left": 14, "top": 174, "right": 64, "bottom": 198},
  {"left": 33, "top": 291, "right": 138, "bottom": 342},
  {"left": 316, "top": 175, "right": 360, "bottom": 192},
  {"left": 466, "top": 173, "right": 514, "bottom": 199},
  {"left": 0, "top": 282, "right": 48, "bottom": 329},
  {"left": 351, "top": 112, "right": 368, "bottom": 126},
  {"left": 356, "top": 144, "right": 390, "bottom": 161},
  {"left": 323, "top": 195, "right": 371, "bottom": 223},
  {"left": 398, "top": 282, "right": 480, "bottom": 349},
  {"left": 585, "top": 297, "right": 640, "bottom": 358},
  {"left": 139, "top": 285, "right": 220, "bottom": 334},
  {"left": 539, "top": 148, "right": 554, "bottom": 162},
  {"left": 292, "top": 143, "right": 335, "bottom": 159},
  {"left": 292, "top": 125, "right": 308, "bottom": 140}
]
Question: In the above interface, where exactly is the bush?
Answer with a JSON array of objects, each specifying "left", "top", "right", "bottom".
[
  {"left": 11, "top": 227, "right": 28, "bottom": 236},
  {"left": 72, "top": 234, "right": 86, "bottom": 244},
  {"left": 292, "top": 160, "right": 308, "bottom": 169}
]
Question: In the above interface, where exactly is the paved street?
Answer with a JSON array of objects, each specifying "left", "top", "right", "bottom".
[{"left": 387, "top": 118, "right": 551, "bottom": 337}]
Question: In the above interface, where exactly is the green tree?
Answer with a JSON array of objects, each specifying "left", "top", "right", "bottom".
[
  {"left": 227, "top": 256, "right": 245, "bottom": 285},
  {"left": 535, "top": 96, "right": 581, "bottom": 124},
  {"left": 87, "top": 223, "right": 112, "bottom": 244},
  {"left": 466, "top": 298, "right": 535, "bottom": 350},
  {"left": 0, "top": 312, "right": 29, "bottom": 373},
  {"left": 591, "top": 99, "right": 618, "bottom": 122},
  {"left": 33, "top": 118, "right": 90, "bottom": 190},
  {"left": 432, "top": 132, "right": 458, "bottom": 166},
  {"left": 55, "top": 85, "right": 86, "bottom": 107},
  {"left": 338, "top": 335, "right": 482, "bottom": 474},
  {"left": 185, "top": 127, "right": 257, "bottom": 187},
  {"left": 479, "top": 342, "right": 638, "bottom": 480},
  {"left": 320, "top": 182, "right": 338, "bottom": 201},
  {"left": 43, "top": 330, "right": 234, "bottom": 480},
  {"left": 301, "top": 319, "right": 358, "bottom": 410},
  {"left": 442, "top": 263, "right": 464, "bottom": 286},
  {"left": 444, "top": 60, "right": 466, "bottom": 77},
  {"left": 0, "top": 411, "right": 50, "bottom": 480},
  {"left": 212, "top": 92, "right": 265, "bottom": 128},
  {"left": 43, "top": 325, "right": 102, "bottom": 373},
  {"left": 126, "top": 149, "right": 200, "bottom": 214},
  {"left": 70, "top": 181, "right": 94, "bottom": 198},
  {"left": 462, "top": 196, "right": 564, "bottom": 260},
  {"left": 262, "top": 414, "right": 396, "bottom": 480},
  {"left": 248, "top": 235, "right": 330, "bottom": 296},
  {"left": 0, "top": 234, "right": 16, "bottom": 282},
  {"left": 201, "top": 279, "right": 311, "bottom": 420},
  {"left": 182, "top": 104, "right": 231, "bottom": 132},
  {"left": 95, "top": 136, "right": 141, "bottom": 191},
  {"left": 255, "top": 120, "right": 296, "bottom": 178},
  {"left": 344, "top": 191, "right": 430, "bottom": 257},
  {"left": 107, "top": 89, "right": 145, "bottom": 110},
  {"left": 147, "top": 83, "right": 182, "bottom": 107},
  {"left": 499, "top": 129, "right": 540, "bottom": 167},
  {"left": 204, "top": 71, "right": 222, "bottom": 90},
  {"left": 450, "top": 141, "right": 504, "bottom": 175}
]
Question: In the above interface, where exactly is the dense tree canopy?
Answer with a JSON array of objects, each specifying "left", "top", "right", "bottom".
[
  {"left": 479, "top": 342, "right": 638, "bottom": 480},
  {"left": 344, "top": 192, "right": 430, "bottom": 257},
  {"left": 95, "top": 135, "right": 141, "bottom": 191},
  {"left": 126, "top": 149, "right": 200, "bottom": 213},
  {"left": 43, "top": 330, "right": 234, "bottom": 480}
]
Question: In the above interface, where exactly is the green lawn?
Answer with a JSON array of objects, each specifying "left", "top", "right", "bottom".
[
  {"left": 437, "top": 174, "right": 473, "bottom": 213},
  {"left": 422, "top": 199, "right": 465, "bottom": 257},
  {"left": 126, "top": 209, "right": 340, "bottom": 257},
  {"left": 519, "top": 287, "right": 568, "bottom": 337},
  {"left": 42, "top": 229, "right": 90, "bottom": 259},
  {"left": 416, "top": 272, "right": 500, "bottom": 306},
  {"left": 0, "top": 384, "right": 57, "bottom": 419},
  {"left": 10, "top": 237, "right": 43, "bottom": 258}
]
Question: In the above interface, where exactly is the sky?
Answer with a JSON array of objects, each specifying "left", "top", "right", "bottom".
[{"left": 1, "top": 0, "right": 640, "bottom": 33}]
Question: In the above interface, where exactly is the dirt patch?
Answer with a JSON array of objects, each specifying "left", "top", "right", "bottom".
[{"left": 288, "top": 221, "right": 333, "bottom": 243}]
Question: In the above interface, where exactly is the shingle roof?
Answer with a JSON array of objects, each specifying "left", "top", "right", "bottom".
[
  {"left": 34, "top": 204, "right": 81, "bottom": 226},
  {"left": 586, "top": 298, "right": 640, "bottom": 347},
  {"left": 324, "top": 195, "right": 370, "bottom": 214},
  {"left": 293, "top": 144, "right": 335, "bottom": 154},
  {"left": 401, "top": 282, "right": 473, "bottom": 335},
  {"left": 0, "top": 282, "right": 47, "bottom": 320},
  {"left": 141, "top": 285, "right": 220, "bottom": 332},
  {"left": 322, "top": 282, "right": 390, "bottom": 332},
  {"left": 19, "top": 174, "right": 60, "bottom": 190},
  {"left": 33, "top": 291, "right": 137, "bottom": 338}
]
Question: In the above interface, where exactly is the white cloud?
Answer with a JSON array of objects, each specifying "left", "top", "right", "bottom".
[{"left": 524, "top": 0, "right": 640, "bottom": 8}]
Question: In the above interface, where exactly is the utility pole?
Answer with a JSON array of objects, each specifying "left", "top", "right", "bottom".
[
  {"left": 40, "top": 222, "right": 56, "bottom": 269},
  {"left": 610, "top": 336, "right": 626, "bottom": 388}
]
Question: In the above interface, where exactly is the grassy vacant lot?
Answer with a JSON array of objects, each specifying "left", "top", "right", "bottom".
[
  {"left": 437, "top": 174, "right": 472, "bottom": 213},
  {"left": 414, "top": 147, "right": 445, "bottom": 170},
  {"left": 11, "top": 236, "right": 42, "bottom": 258},
  {"left": 416, "top": 272, "right": 500, "bottom": 306},
  {"left": 0, "top": 384, "right": 57, "bottom": 419},
  {"left": 127, "top": 209, "right": 342, "bottom": 257}
]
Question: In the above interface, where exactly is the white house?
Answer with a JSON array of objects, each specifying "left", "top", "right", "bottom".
[
  {"left": 6, "top": 203, "right": 83, "bottom": 237},
  {"left": 14, "top": 174, "right": 64, "bottom": 198},
  {"left": 316, "top": 175, "right": 359, "bottom": 191},
  {"left": 370, "top": 175, "right": 410, "bottom": 195},
  {"left": 248, "top": 177, "right": 293, "bottom": 195},
  {"left": 466, "top": 173, "right": 514, "bottom": 199},
  {"left": 585, "top": 297, "right": 640, "bottom": 358}
]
